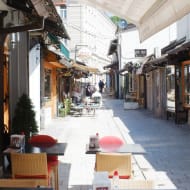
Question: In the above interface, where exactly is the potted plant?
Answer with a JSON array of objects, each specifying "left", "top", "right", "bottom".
[{"left": 12, "top": 93, "right": 38, "bottom": 141}]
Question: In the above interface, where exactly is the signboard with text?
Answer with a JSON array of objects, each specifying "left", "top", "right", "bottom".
[{"left": 135, "top": 49, "right": 147, "bottom": 57}]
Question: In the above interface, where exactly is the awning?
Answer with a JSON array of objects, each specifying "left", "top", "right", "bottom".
[
  {"left": 118, "top": 62, "right": 132, "bottom": 75},
  {"left": 167, "top": 41, "right": 190, "bottom": 55},
  {"left": 147, "top": 54, "right": 168, "bottom": 65},
  {"left": 119, "top": 67, "right": 128, "bottom": 75},
  {"left": 104, "top": 52, "right": 119, "bottom": 70},
  {"left": 47, "top": 46, "right": 72, "bottom": 68},
  {"left": 161, "top": 37, "right": 186, "bottom": 54},
  {"left": 142, "top": 54, "right": 168, "bottom": 72},
  {"left": 48, "top": 34, "right": 70, "bottom": 60},
  {"left": 77, "top": 0, "right": 190, "bottom": 42},
  {"left": 71, "top": 61, "right": 100, "bottom": 73},
  {"left": 103, "top": 63, "right": 118, "bottom": 70},
  {"left": 44, "top": 49, "right": 69, "bottom": 68},
  {"left": 0, "top": 0, "right": 70, "bottom": 39},
  {"left": 136, "top": 54, "right": 155, "bottom": 74},
  {"left": 30, "top": 0, "right": 70, "bottom": 39}
]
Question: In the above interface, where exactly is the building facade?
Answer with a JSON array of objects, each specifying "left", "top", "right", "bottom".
[{"left": 56, "top": 2, "right": 116, "bottom": 87}]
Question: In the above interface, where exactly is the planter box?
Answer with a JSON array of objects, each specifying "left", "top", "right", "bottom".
[{"left": 124, "top": 102, "right": 139, "bottom": 110}]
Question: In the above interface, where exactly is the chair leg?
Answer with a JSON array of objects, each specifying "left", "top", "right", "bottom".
[
  {"left": 50, "top": 164, "right": 59, "bottom": 190},
  {"left": 52, "top": 164, "right": 59, "bottom": 190}
]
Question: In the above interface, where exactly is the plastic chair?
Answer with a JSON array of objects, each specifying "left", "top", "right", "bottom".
[
  {"left": 0, "top": 179, "right": 41, "bottom": 187},
  {"left": 114, "top": 179, "right": 154, "bottom": 189},
  {"left": 28, "top": 134, "right": 59, "bottom": 190},
  {"left": 95, "top": 152, "right": 132, "bottom": 179},
  {"left": 10, "top": 153, "right": 49, "bottom": 187}
]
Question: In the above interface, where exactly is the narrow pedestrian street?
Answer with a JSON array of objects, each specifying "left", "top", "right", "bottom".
[{"left": 41, "top": 96, "right": 190, "bottom": 190}]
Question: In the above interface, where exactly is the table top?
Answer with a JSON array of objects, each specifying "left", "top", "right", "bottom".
[
  {"left": 85, "top": 143, "right": 146, "bottom": 154},
  {"left": 3, "top": 142, "right": 67, "bottom": 156},
  {"left": 0, "top": 188, "right": 54, "bottom": 190}
]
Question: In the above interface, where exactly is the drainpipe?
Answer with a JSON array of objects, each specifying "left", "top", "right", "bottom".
[
  {"left": 117, "top": 33, "right": 122, "bottom": 99},
  {"left": 28, "top": 17, "right": 45, "bottom": 32}
]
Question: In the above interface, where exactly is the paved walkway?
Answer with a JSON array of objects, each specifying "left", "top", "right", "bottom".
[{"left": 41, "top": 97, "right": 190, "bottom": 190}]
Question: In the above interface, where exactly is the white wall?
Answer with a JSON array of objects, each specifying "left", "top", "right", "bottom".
[
  {"left": 65, "top": 3, "right": 116, "bottom": 87},
  {"left": 29, "top": 44, "right": 41, "bottom": 130},
  {"left": 66, "top": 4, "right": 116, "bottom": 61},
  {"left": 177, "top": 13, "right": 190, "bottom": 40},
  {"left": 120, "top": 23, "right": 177, "bottom": 67}
]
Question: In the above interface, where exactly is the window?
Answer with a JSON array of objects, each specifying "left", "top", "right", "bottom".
[
  {"left": 182, "top": 61, "right": 190, "bottom": 107},
  {"left": 166, "top": 65, "right": 175, "bottom": 110},
  {"left": 44, "top": 69, "right": 51, "bottom": 101},
  {"left": 60, "top": 6, "right": 67, "bottom": 19}
]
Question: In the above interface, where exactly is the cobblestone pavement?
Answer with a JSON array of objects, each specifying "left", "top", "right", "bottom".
[
  {"left": 41, "top": 98, "right": 190, "bottom": 190},
  {"left": 104, "top": 99, "right": 190, "bottom": 190}
]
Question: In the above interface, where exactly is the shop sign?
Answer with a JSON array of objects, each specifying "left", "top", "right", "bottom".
[{"left": 135, "top": 49, "right": 147, "bottom": 57}]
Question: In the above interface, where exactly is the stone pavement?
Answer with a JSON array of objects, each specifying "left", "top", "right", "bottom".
[{"left": 41, "top": 97, "right": 190, "bottom": 190}]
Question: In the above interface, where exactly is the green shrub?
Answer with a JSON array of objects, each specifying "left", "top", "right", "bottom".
[{"left": 12, "top": 93, "right": 38, "bottom": 140}]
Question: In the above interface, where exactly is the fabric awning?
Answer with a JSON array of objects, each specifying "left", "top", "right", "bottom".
[
  {"left": 47, "top": 46, "right": 72, "bottom": 68},
  {"left": 77, "top": 0, "right": 190, "bottom": 42},
  {"left": 71, "top": 62, "right": 100, "bottom": 73},
  {"left": 44, "top": 49, "right": 69, "bottom": 68}
]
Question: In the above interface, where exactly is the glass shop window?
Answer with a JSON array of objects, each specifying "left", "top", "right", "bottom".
[
  {"left": 182, "top": 61, "right": 190, "bottom": 107},
  {"left": 166, "top": 65, "right": 175, "bottom": 110},
  {"left": 44, "top": 69, "right": 51, "bottom": 101}
]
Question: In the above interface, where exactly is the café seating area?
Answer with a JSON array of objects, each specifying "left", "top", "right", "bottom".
[
  {"left": 0, "top": 108, "right": 177, "bottom": 190},
  {"left": 93, "top": 151, "right": 154, "bottom": 189},
  {"left": 1, "top": 134, "right": 67, "bottom": 190},
  {"left": 10, "top": 153, "right": 50, "bottom": 187},
  {"left": 85, "top": 132, "right": 155, "bottom": 190},
  {"left": 95, "top": 152, "right": 132, "bottom": 179}
]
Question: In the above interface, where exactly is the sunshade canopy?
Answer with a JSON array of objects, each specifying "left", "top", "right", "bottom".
[
  {"left": 71, "top": 61, "right": 100, "bottom": 73},
  {"left": 78, "top": 0, "right": 190, "bottom": 42}
]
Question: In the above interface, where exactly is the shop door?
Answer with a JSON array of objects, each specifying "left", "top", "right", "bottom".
[
  {"left": 3, "top": 54, "right": 9, "bottom": 132},
  {"left": 3, "top": 41, "right": 10, "bottom": 148}
]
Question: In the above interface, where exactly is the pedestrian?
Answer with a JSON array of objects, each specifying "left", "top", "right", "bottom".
[
  {"left": 92, "top": 88, "right": 102, "bottom": 107},
  {"left": 98, "top": 80, "right": 104, "bottom": 93},
  {"left": 86, "top": 84, "right": 92, "bottom": 97}
]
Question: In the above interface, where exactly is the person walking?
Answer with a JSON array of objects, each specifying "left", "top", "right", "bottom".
[
  {"left": 86, "top": 84, "right": 92, "bottom": 97},
  {"left": 98, "top": 79, "right": 104, "bottom": 93}
]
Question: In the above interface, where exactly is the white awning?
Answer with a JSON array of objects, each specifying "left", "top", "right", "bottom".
[{"left": 77, "top": 0, "right": 190, "bottom": 42}]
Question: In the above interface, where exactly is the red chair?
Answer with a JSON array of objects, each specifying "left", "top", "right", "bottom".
[{"left": 28, "top": 134, "right": 59, "bottom": 190}]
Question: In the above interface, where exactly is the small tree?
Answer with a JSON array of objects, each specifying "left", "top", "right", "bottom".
[{"left": 12, "top": 93, "right": 38, "bottom": 140}]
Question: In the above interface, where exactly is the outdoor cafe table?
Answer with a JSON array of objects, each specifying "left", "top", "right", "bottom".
[
  {"left": 3, "top": 142, "right": 67, "bottom": 155},
  {"left": 85, "top": 143, "right": 146, "bottom": 154},
  {"left": 0, "top": 188, "right": 54, "bottom": 190}
]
